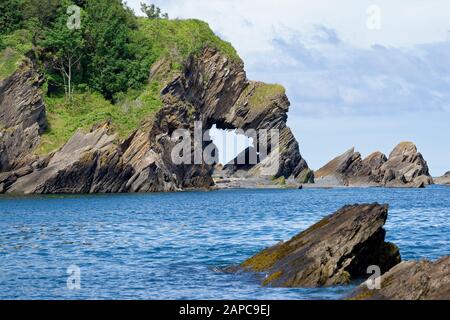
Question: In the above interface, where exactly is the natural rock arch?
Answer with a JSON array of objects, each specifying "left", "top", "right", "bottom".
[{"left": 157, "top": 48, "right": 313, "bottom": 183}]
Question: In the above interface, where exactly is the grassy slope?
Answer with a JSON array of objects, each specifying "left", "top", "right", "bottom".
[
  {"left": 135, "top": 18, "right": 241, "bottom": 68},
  {"left": 249, "top": 84, "right": 286, "bottom": 109},
  {"left": 0, "top": 30, "right": 32, "bottom": 81},
  {"left": 37, "top": 84, "right": 162, "bottom": 154}
]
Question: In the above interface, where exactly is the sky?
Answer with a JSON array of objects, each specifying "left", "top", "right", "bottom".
[{"left": 129, "top": 0, "right": 450, "bottom": 176}]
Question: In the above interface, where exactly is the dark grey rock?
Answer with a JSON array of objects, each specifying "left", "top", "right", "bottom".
[
  {"left": 349, "top": 257, "right": 450, "bottom": 300},
  {"left": 162, "top": 48, "right": 312, "bottom": 182},
  {"left": 237, "top": 203, "right": 401, "bottom": 287},
  {"left": 0, "top": 59, "right": 46, "bottom": 172}
]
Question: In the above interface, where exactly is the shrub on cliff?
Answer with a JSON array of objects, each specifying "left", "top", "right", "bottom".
[
  {"left": 0, "top": 0, "right": 23, "bottom": 35},
  {"left": 140, "top": 2, "right": 169, "bottom": 19}
]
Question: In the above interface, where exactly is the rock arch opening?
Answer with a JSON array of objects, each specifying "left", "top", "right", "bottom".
[{"left": 208, "top": 125, "right": 255, "bottom": 166}]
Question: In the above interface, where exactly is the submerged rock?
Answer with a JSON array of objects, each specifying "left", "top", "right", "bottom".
[
  {"left": 349, "top": 257, "right": 450, "bottom": 300},
  {"left": 314, "top": 142, "right": 433, "bottom": 188},
  {"left": 238, "top": 204, "right": 401, "bottom": 287}
]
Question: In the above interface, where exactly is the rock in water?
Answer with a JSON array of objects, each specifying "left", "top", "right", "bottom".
[
  {"left": 314, "top": 142, "right": 433, "bottom": 188},
  {"left": 239, "top": 204, "right": 401, "bottom": 287},
  {"left": 314, "top": 148, "right": 362, "bottom": 187},
  {"left": 349, "top": 257, "right": 450, "bottom": 300},
  {"left": 381, "top": 142, "right": 433, "bottom": 188}
]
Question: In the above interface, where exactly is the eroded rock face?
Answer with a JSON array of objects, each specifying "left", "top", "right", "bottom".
[
  {"left": 1, "top": 48, "right": 311, "bottom": 194},
  {"left": 381, "top": 142, "right": 433, "bottom": 187},
  {"left": 349, "top": 257, "right": 450, "bottom": 300},
  {"left": 0, "top": 59, "right": 46, "bottom": 172},
  {"left": 237, "top": 204, "right": 401, "bottom": 287},
  {"left": 314, "top": 142, "right": 433, "bottom": 188},
  {"left": 314, "top": 148, "right": 363, "bottom": 187},
  {"left": 7, "top": 124, "right": 132, "bottom": 194}
]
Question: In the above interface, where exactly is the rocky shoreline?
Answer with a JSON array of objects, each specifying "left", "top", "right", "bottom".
[
  {"left": 0, "top": 50, "right": 436, "bottom": 194},
  {"left": 1, "top": 5, "right": 447, "bottom": 303},
  {"left": 230, "top": 203, "right": 449, "bottom": 299},
  {"left": 211, "top": 141, "right": 437, "bottom": 190}
]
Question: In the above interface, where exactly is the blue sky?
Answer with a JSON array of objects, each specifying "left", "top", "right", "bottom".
[{"left": 130, "top": 0, "right": 450, "bottom": 176}]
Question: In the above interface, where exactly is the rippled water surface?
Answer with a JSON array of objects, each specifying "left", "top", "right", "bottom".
[{"left": 0, "top": 186, "right": 449, "bottom": 300}]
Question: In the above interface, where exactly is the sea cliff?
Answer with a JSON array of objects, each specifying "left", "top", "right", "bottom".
[{"left": 0, "top": 18, "right": 311, "bottom": 194}]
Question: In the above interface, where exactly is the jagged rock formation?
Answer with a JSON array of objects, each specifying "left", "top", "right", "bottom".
[
  {"left": 435, "top": 171, "right": 450, "bottom": 185},
  {"left": 349, "top": 257, "right": 450, "bottom": 300},
  {"left": 314, "top": 142, "right": 433, "bottom": 188},
  {"left": 235, "top": 204, "right": 401, "bottom": 287},
  {"left": 6, "top": 125, "right": 131, "bottom": 194},
  {"left": 312, "top": 148, "right": 363, "bottom": 187},
  {"left": 383, "top": 142, "right": 433, "bottom": 187},
  {"left": 0, "top": 48, "right": 312, "bottom": 194}
]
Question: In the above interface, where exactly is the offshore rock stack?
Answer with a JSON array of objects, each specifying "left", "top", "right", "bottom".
[{"left": 313, "top": 142, "right": 433, "bottom": 188}]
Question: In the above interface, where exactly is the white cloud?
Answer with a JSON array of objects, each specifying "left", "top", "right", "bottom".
[
  {"left": 246, "top": 25, "right": 450, "bottom": 117},
  {"left": 130, "top": 1, "right": 450, "bottom": 117},
  {"left": 132, "top": 0, "right": 450, "bottom": 48}
]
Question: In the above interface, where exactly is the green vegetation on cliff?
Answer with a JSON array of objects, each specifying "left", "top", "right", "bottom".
[
  {"left": 0, "top": 29, "right": 32, "bottom": 81},
  {"left": 37, "top": 82, "right": 162, "bottom": 155},
  {"left": 249, "top": 84, "right": 286, "bottom": 109},
  {"left": 0, "top": 0, "right": 23, "bottom": 35},
  {"left": 135, "top": 18, "right": 241, "bottom": 70},
  {"left": 0, "top": 0, "right": 242, "bottom": 154}
]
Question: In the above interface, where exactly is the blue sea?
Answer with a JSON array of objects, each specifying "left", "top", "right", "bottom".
[{"left": 0, "top": 186, "right": 449, "bottom": 300}]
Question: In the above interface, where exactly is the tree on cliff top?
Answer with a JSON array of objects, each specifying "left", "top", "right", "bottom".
[
  {"left": 21, "top": 0, "right": 61, "bottom": 26},
  {"left": 0, "top": 0, "right": 23, "bottom": 35},
  {"left": 40, "top": 5, "right": 85, "bottom": 100},
  {"left": 37, "top": 0, "right": 149, "bottom": 100},
  {"left": 140, "top": 2, "right": 169, "bottom": 19},
  {"left": 84, "top": 0, "right": 145, "bottom": 99}
]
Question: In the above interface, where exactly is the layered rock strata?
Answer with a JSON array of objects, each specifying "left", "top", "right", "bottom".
[
  {"left": 314, "top": 142, "right": 433, "bottom": 188},
  {"left": 349, "top": 257, "right": 450, "bottom": 300},
  {"left": 0, "top": 59, "right": 46, "bottom": 173},
  {"left": 236, "top": 204, "right": 401, "bottom": 287}
]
